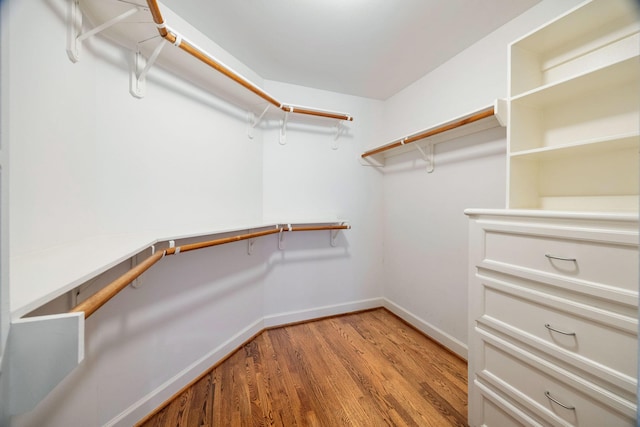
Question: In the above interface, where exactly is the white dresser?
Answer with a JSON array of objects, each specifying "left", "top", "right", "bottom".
[
  {"left": 465, "top": 0, "right": 640, "bottom": 424},
  {"left": 466, "top": 210, "right": 638, "bottom": 426}
]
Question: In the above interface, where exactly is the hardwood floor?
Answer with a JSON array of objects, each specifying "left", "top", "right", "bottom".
[{"left": 137, "top": 308, "right": 468, "bottom": 426}]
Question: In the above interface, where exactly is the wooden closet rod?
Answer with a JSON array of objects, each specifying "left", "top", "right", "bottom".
[
  {"left": 69, "top": 224, "right": 350, "bottom": 319},
  {"left": 145, "top": 0, "right": 353, "bottom": 122},
  {"left": 361, "top": 106, "right": 495, "bottom": 158}
]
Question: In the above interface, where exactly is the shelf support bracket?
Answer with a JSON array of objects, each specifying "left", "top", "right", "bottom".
[
  {"left": 130, "top": 246, "right": 154, "bottom": 288},
  {"left": 278, "top": 224, "right": 291, "bottom": 250},
  {"left": 130, "top": 40, "right": 166, "bottom": 99},
  {"left": 67, "top": 1, "right": 140, "bottom": 63},
  {"left": 414, "top": 142, "right": 435, "bottom": 173},
  {"left": 247, "top": 105, "right": 270, "bottom": 139},
  {"left": 330, "top": 229, "right": 340, "bottom": 247},
  {"left": 280, "top": 112, "right": 289, "bottom": 145},
  {"left": 330, "top": 222, "right": 350, "bottom": 246},
  {"left": 247, "top": 230, "right": 255, "bottom": 255},
  {"left": 130, "top": 253, "right": 141, "bottom": 288},
  {"left": 332, "top": 122, "right": 344, "bottom": 150},
  {"left": 278, "top": 227, "right": 285, "bottom": 250}
]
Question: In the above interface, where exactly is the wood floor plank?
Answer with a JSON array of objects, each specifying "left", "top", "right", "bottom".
[
  {"left": 140, "top": 373, "right": 213, "bottom": 427},
  {"left": 326, "top": 315, "right": 455, "bottom": 426},
  {"left": 138, "top": 308, "right": 468, "bottom": 426}
]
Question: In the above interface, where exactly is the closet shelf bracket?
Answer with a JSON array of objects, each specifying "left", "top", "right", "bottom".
[
  {"left": 130, "top": 40, "right": 167, "bottom": 98},
  {"left": 67, "top": 0, "right": 141, "bottom": 63},
  {"left": 130, "top": 245, "right": 155, "bottom": 288},
  {"left": 280, "top": 112, "right": 290, "bottom": 145},
  {"left": 330, "top": 224, "right": 349, "bottom": 247},
  {"left": 247, "top": 105, "right": 271, "bottom": 139},
  {"left": 278, "top": 225, "right": 291, "bottom": 250},
  {"left": 413, "top": 142, "right": 435, "bottom": 173},
  {"left": 332, "top": 123, "right": 345, "bottom": 150},
  {"left": 130, "top": 253, "right": 141, "bottom": 288}
]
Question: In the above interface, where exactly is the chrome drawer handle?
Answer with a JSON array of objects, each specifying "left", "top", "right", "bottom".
[
  {"left": 545, "top": 323, "right": 576, "bottom": 336},
  {"left": 545, "top": 254, "right": 577, "bottom": 262},
  {"left": 545, "top": 391, "right": 575, "bottom": 410}
]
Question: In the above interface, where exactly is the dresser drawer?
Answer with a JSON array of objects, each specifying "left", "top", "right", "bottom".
[
  {"left": 482, "top": 278, "right": 637, "bottom": 384},
  {"left": 480, "top": 338, "right": 635, "bottom": 426},
  {"left": 483, "top": 231, "right": 638, "bottom": 291}
]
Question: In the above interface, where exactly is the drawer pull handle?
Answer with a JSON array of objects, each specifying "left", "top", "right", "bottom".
[
  {"left": 545, "top": 254, "right": 577, "bottom": 262},
  {"left": 545, "top": 391, "right": 575, "bottom": 410},
  {"left": 545, "top": 323, "right": 576, "bottom": 336}
]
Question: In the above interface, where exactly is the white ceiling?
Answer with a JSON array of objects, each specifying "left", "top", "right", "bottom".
[{"left": 161, "top": 0, "right": 541, "bottom": 100}]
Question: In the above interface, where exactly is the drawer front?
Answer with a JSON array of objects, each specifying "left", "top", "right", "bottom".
[
  {"left": 474, "top": 379, "right": 546, "bottom": 427},
  {"left": 482, "top": 341, "right": 635, "bottom": 426},
  {"left": 483, "top": 283, "right": 637, "bottom": 380},
  {"left": 484, "top": 231, "right": 638, "bottom": 291}
]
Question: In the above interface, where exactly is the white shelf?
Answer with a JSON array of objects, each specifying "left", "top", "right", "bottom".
[
  {"left": 511, "top": 55, "right": 639, "bottom": 108},
  {"left": 509, "top": 0, "right": 640, "bottom": 97},
  {"left": 10, "top": 219, "right": 349, "bottom": 319},
  {"left": 510, "top": 133, "right": 639, "bottom": 160}
]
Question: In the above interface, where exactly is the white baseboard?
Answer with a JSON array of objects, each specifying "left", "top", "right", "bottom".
[
  {"left": 107, "top": 317, "right": 265, "bottom": 427},
  {"left": 382, "top": 298, "right": 468, "bottom": 360},
  {"left": 262, "top": 297, "right": 385, "bottom": 328}
]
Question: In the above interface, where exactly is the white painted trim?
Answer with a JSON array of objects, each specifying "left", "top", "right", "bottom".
[
  {"left": 382, "top": 298, "right": 468, "bottom": 360},
  {"left": 107, "top": 317, "right": 264, "bottom": 427},
  {"left": 262, "top": 297, "right": 385, "bottom": 328}
]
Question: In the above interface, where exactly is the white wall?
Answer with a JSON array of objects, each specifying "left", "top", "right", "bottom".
[
  {"left": 261, "top": 81, "right": 385, "bottom": 323},
  {"left": 0, "top": 1, "right": 11, "bottom": 422},
  {"left": 378, "top": 0, "right": 585, "bottom": 357}
]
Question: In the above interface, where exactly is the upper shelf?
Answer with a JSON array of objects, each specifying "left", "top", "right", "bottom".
[
  {"left": 71, "top": 0, "right": 353, "bottom": 122},
  {"left": 360, "top": 100, "right": 506, "bottom": 168}
]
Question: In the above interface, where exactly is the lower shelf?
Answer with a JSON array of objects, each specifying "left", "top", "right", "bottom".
[
  {"left": 10, "top": 220, "right": 349, "bottom": 319},
  {"left": 508, "top": 141, "right": 639, "bottom": 212}
]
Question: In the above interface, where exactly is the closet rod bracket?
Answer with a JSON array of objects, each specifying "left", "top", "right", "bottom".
[
  {"left": 130, "top": 245, "right": 156, "bottom": 288},
  {"left": 130, "top": 252, "right": 142, "bottom": 288},
  {"left": 332, "top": 123, "right": 345, "bottom": 150},
  {"left": 247, "top": 231, "right": 255, "bottom": 255},
  {"left": 247, "top": 105, "right": 271, "bottom": 139},
  {"left": 330, "top": 222, "right": 350, "bottom": 247},
  {"left": 130, "top": 39, "right": 166, "bottom": 98},
  {"left": 279, "top": 112, "right": 290, "bottom": 145},
  {"left": 278, "top": 224, "right": 292, "bottom": 250},
  {"left": 414, "top": 142, "right": 435, "bottom": 173},
  {"left": 67, "top": 1, "right": 141, "bottom": 63}
]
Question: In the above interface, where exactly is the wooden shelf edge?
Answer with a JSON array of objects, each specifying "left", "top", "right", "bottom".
[
  {"left": 361, "top": 101, "right": 504, "bottom": 162},
  {"left": 77, "top": 0, "right": 354, "bottom": 123},
  {"left": 10, "top": 219, "right": 350, "bottom": 319}
]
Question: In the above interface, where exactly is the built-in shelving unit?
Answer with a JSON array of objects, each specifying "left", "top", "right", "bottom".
[
  {"left": 467, "top": 2, "right": 640, "bottom": 425},
  {"left": 360, "top": 101, "right": 506, "bottom": 171},
  {"left": 507, "top": 0, "right": 640, "bottom": 212}
]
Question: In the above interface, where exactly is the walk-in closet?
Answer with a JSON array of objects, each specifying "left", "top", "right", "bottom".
[{"left": 1, "top": 0, "right": 637, "bottom": 425}]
